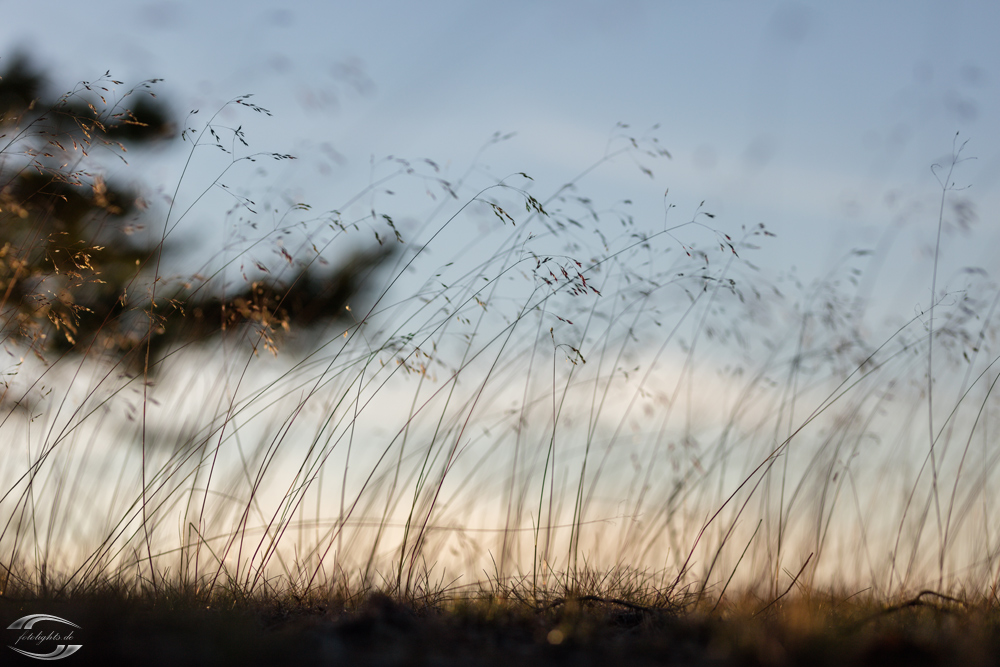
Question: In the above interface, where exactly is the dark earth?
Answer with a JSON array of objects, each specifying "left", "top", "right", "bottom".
[{"left": 2, "top": 592, "right": 994, "bottom": 666}]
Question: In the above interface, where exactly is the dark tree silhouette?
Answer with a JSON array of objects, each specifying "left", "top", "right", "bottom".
[{"left": 0, "top": 53, "right": 392, "bottom": 375}]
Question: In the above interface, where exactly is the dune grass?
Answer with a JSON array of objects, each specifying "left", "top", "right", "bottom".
[{"left": 1, "top": 75, "right": 998, "bottom": 663}]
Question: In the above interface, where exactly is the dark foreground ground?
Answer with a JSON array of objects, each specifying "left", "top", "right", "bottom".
[{"left": 1, "top": 591, "right": 995, "bottom": 666}]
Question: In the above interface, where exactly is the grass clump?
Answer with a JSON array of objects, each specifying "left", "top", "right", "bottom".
[{"left": 1, "top": 63, "right": 999, "bottom": 665}]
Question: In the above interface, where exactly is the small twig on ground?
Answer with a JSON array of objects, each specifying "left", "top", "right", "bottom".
[
  {"left": 850, "top": 589, "right": 968, "bottom": 630},
  {"left": 754, "top": 553, "right": 813, "bottom": 617}
]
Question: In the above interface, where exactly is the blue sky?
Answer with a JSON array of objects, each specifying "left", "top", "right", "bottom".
[{"left": 3, "top": 0, "right": 999, "bottom": 317}]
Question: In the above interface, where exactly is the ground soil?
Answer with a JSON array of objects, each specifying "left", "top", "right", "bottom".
[{"left": 2, "top": 593, "right": 995, "bottom": 666}]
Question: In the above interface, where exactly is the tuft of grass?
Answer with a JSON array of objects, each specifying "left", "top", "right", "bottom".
[{"left": 1, "top": 71, "right": 999, "bottom": 664}]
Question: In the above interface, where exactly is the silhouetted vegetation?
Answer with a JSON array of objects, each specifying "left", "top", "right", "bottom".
[
  {"left": 0, "top": 52, "right": 393, "bottom": 376},
  {"left": 0, "top": 52, "right": 997, "bottom": 667}
]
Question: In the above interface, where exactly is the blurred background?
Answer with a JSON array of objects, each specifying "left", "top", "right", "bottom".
[{"left": 2, "top": 0, "right": 997, "bottom": 304}]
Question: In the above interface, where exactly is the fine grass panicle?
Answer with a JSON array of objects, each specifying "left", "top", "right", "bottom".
[{"left": 1, "top": 67, "right": 999, "bottom": 664}]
